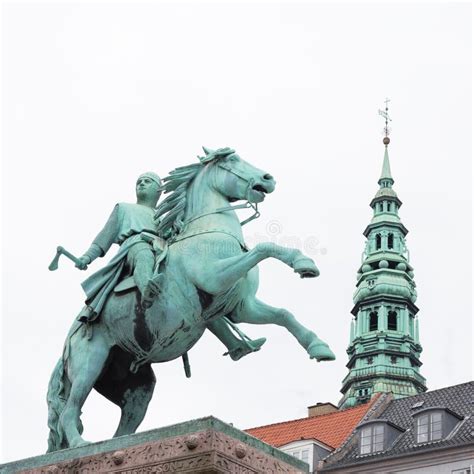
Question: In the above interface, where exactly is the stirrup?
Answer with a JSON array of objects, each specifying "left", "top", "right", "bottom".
[{"left": 224, "top": 337, "right": 267, "bottom": 361}]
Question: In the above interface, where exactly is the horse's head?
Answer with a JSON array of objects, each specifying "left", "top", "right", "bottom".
[
  {"left": 156, "top": 147, "right": 276, "bottom": 238},
  {"left": 203, "top": 147, "right": 276, "bottom": 204}
]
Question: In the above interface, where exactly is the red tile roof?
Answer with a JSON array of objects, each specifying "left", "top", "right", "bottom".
[{"left": 245, "top": 396, "right": 379, "bottom": 449}]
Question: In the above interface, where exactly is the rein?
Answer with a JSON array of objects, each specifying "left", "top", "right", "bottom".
[
  {"left": 182, "top": 160, "right": 261, "bottom": 228},
  {"left": 183, "top": 200, "right": 260, "bottom": 228},
  {"left": 167, "top": 157, "right": 264, "bottom": 248}
]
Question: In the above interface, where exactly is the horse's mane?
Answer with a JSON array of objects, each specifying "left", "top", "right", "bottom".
[
  {"left": 155, "top": 148, "right": 236, "bottom": 239},
  {"left": 155, "top": 162, "right": 204, "bottom": 238}
]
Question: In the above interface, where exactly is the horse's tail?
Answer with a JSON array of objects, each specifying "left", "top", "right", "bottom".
[{"left": 46, "top": 358, "right": 69, "bottom": 452}]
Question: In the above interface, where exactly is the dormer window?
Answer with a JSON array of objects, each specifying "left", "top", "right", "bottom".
[
  {"left": 416, "top": 411, "right": 442, "bottom": 442},
  {"left": 360, "top": 424, "right": 384, "bottom": 454},
  {"left": 413, "top": 407, "right": 463, "bottom": 444},
  {"left": 357, "top": 420, "right": 404, "bottom": 456}
]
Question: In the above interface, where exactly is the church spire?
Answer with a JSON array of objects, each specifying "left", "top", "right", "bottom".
[
  {"left": 378, "top": 99, "right": 394, "bottom": 187},
  {"left": 378, "top": 147, "right": 394, "bottom": 185},
  {"left": 339, "top": 102, "right": 426, "bottom": 409}
]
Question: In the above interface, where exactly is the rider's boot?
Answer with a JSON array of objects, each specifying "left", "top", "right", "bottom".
[
  {"left": 224, "top": 337, "right": 267, "bottom": 361},
  {"left": 141, "top": 274, "right": 164, "bottom": 309},
  {"left": 208, "top": 318, "right": 267, "bottom": 361}
]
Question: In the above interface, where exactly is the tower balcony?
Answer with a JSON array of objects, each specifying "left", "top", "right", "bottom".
[
  {"left": 341, "top": 364, "right": 427, "bottom": 393},
  {"left": 353, "top": 269, "right": 417, "bottom": 304}
]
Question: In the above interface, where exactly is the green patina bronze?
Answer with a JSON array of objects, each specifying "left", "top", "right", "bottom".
[
  {"left": 47, "top": 147, "right": 335, "bottom": 452},
  {"left": 339, "top": 135, "right": 426, "bottom": 409}
]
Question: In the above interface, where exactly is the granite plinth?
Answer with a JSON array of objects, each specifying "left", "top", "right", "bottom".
[{"left": 0, "top": 416, "right": 308, "bottom": 473}]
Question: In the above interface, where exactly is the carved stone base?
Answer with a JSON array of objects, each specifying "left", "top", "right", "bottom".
[{"left": 1, "top": 417, "right": 307, "bottom": 473}]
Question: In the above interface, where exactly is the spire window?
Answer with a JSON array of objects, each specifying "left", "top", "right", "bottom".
[
  {"left": 388, "top": 311, "right": 398, "bottom": 331},
  {"left": 369, "top": 311, "right": 378, "bottom": 332},
  {"left": 376, "top": 234, "right": 382, "bottom": 250},
  {"left": 387, "top": 233, "right": 394, "bottom": 249}
]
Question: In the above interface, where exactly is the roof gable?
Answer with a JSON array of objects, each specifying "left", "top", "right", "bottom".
[
  {"left": 246, "top": 396, "right": 380, "bottom": 449},
  {"left": 321, "top": 381, "right": 474, "bottom": 470}
]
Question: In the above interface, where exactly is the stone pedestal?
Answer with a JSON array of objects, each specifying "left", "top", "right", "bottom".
[{"left": 0, "top": 417, "right": 307, "bottom": 473}]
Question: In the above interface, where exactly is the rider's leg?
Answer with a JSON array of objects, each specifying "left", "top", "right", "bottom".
[
  {"left": 128, "top": 243, "right": 160, "bottom": 307},
  {"left": 207, "top": 318, "right": 266, "bottom": 361},
  {"left": 130, "top": 244, "right": 154, "bottom": 294},
  {"left": 232, "top": 295, "right": 335, "bottom": 362}
]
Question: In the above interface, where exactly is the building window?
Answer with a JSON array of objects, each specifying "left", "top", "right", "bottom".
[
  {"left": 387, "top": 233, "right": 394, "bottom": 249},
  {"left": 369, "top": 311, "right": 378, "bottom": 331},
  {"left": 357, "top": 387, "right": 370, "bottom": 398},
  {"left": 360, "top": 424, "right": 384, "bottom": 454},
  {"left": 409, "top": 314, "right": 414, "bottom": 337},
  {"left": 376, "top": 234, "right": 382, "bottom": 250},
  {"left": 416, "top": 412, "right": 442, "bottom": 443},
  {"left": 291, "top": 448, "right": 310, "bottom": 463},
  {"left": 388, "top": 311, "right": 397, "bottom": 330}
]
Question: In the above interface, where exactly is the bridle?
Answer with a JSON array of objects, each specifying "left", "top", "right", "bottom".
[
  {"left": 169, "top": 159, "right": 263, "bottom": 248},
  {"left": 181, "top": 160, "right": 262, "bottom": 228}
]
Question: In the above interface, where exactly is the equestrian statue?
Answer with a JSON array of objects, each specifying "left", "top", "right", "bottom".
[{"left": 46, "top": 147, "right": 335, "bottom": 452}]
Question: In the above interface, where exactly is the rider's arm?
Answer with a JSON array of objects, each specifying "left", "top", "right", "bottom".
[{"left": 78, "top": 204, "right": 121, "bottom": 267}]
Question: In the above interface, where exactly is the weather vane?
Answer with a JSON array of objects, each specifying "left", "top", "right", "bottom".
[{"left": 378, "top": 97, "right": 392, "bottom": 146}]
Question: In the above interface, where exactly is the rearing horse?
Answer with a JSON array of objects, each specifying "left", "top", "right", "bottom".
[{"left": 46, "top": 147, "right": 335, "bottom": 452}]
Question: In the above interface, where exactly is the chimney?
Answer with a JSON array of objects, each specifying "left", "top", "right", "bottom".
[{"left": 307, "top": 402, "right": 338, "bottom": 417}]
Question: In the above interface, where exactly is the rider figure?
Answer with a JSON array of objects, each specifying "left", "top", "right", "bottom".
[
  {"left": 76, "top": 171, "right": 265, "bottom": 360},
  {"left": 77, "top": 172, "right": 164, "bottom": 323}
]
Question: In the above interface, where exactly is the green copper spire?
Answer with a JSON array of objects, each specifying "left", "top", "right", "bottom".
[
  {"left": 339, "top": 103, "right": 426, "bottom": 409},
  {"left": 378, "top": 146, "right": 394, "bottom": 186}
]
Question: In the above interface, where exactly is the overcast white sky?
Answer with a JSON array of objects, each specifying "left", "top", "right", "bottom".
[{"left": 1, "top": 0, "right": 472, "bottom": 464}]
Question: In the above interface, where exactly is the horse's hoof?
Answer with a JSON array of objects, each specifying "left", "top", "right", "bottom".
[
  {"left": 225, "top": 337, "right": 267, "bottom": 361},
  {"left": 307, "top": 340, "right": 336, "bottom": 362},
  {"left": 292, "top": 257, "right": 320, "bottom": 278},
  {"left": 69, "top": 438, "right": 91, "bottom": 448}
]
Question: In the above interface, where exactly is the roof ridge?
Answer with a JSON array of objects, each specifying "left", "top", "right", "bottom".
[
  {"left": 396, "top": 381, "right": 473, "bottom": 402},
  {"left": 246, "top": 396, "right": 379, "bottom": 433}
]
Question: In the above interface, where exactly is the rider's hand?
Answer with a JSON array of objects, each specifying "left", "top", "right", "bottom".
[{"left": 76, "top": 255, "right": 91, "bottom": 270}]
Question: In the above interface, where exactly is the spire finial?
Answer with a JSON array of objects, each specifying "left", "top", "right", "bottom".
[{"left": 378, "top": 98, "right": 392, "bottom": 146}]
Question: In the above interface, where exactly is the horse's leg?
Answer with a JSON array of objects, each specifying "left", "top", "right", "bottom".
[
  {"left": 94, "top": 362, "right": 156, "bottom": 438},
  {"left": 60, "top": 328, "right": 111, "bottom": 448},
  {"left": 232, "top": 296, "right": 335, "bottom": 361},
  {"left": 194, "top": 242, "right": 318, "bottom": 295},
  {"left": 114, "top": 365, "right": 155, "bottom": 437}
]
